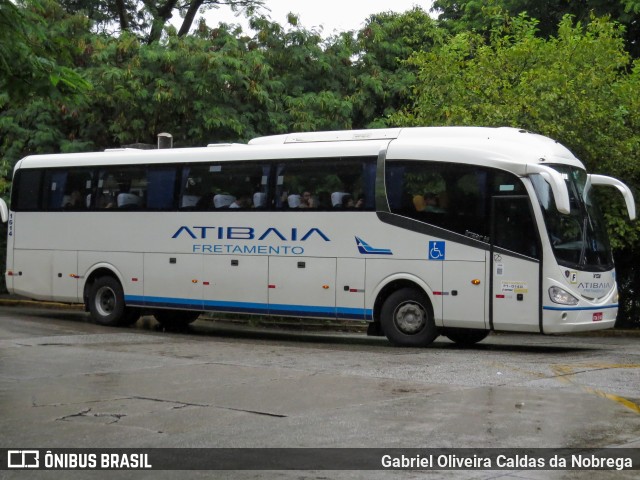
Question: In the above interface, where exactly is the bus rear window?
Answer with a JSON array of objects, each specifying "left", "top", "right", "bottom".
[{"left": 12, "top": 169, "right": 43, "bottom": 211}]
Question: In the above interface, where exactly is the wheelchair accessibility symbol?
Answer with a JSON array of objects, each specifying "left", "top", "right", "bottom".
[{"left": 428, "top": 241, "right": 446, "bottom": 260}]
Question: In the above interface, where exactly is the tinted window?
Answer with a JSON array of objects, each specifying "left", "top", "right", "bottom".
[
  {"left": 95, "top": 167, "right": 146, "bottom": 209},
  {"left": 12, "top": 169, "right": 43, "bottom": 211},
  {"left": 93, "top": 166, "right": 177, "bottom": 210},
  {"left": 43, "top": 168, "right": 94, "bottom": 210},
  {"left": 179, "top": 163, "right": 269, "bottom": 210},
  {"left": 386, "top": 161, "right": 535, "bottom": 254},
  {"left": 275, "top": 157, "right": 376, "bottom": 210},
  {"left": 493, "top": 196, "right": 539, "bottom": 258}
]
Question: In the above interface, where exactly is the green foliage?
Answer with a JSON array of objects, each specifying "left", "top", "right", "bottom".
[
  {"left": 350, "top": 7, "right": 445, "bottom": 128},
  {"left": 624, "top": 0, "right": 640, "bottom": 13},
  {"left": 58, "top": 0, "right": 266, "bottom": 44},
  {"left": 394, "top": 13, "right": 640, "bottom": 254},
  {"left": 0, "top": 0, "right": 91, "bottom": 99},
  {"left": 79, "top": 15, "right": 358, "bottom": 147},
  {"left": 0, "top": 0, "right": 92, "bottom": 191},
  {"left": 432, "top": 0, "right": 640, "bottom": 57}
]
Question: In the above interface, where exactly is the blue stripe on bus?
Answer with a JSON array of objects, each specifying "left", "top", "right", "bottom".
[
  {"left": 543, "top": 304, "right": 618, "bottom": 311},
  {"left": 125, "top": 295, "right": 372, "bottom": 320}
]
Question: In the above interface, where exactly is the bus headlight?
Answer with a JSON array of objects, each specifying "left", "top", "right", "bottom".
[{"left": 549, "top": 286, "right": 579, "bottom": 305}]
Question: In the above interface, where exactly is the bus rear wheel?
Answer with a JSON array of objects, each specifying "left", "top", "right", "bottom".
[
  {"left": 443, "top": 328, "right": 490, "bottom": 346},
  {"left": 88, "top": 276, "right": 128, "bottom": 326},
  {"left": 153, "top": 310, "right": 200, "bottom": 329},
  {"left": 381, "top": 288, "right": 438, "bottom": 347}
]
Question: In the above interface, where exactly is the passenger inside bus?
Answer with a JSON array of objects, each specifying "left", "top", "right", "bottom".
[
  {"left": 424, "top": 192, "right": 446, "bottom": 213},
  {"left": 63, "top": 190, "right": 84, "bottom": 209},
  {"left": 300, "top": 191, "right": 316, "bottom": 208},
  {"left": 342, "top": 194, "right": 355, "bottom": 208},
  {"left": 229, "top": 194, "right": 252, "bottom": 209},
  {"left": 413, "top": 193, "right": 446, "bottom": 213}
]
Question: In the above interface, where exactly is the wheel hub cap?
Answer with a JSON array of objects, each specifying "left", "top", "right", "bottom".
[
  {"left": 394, "top": 302, "right": 426, "bottom": 334},
  {"left": 95, "top": 286, "right": 116, "bottom": 316}
]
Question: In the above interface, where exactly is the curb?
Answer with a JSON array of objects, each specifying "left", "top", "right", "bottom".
[{"left": 0, "top": 297, "right": 84, "bottom": 310}]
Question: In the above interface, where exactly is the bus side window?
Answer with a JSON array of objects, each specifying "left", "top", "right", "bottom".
[
  {"left": 493, "top": 197, "right": 539, "bottom": 258},
  {"left": 40, "top": 168, "right": 93, "bottom": 211},
  {"left": 96, "top": 167, "right": 146, "bottom": 210},
  {"left": 180, "top": 163, "right": 269, "bottom": 211},
  {"left": 276, "top": 157, "right": 376, "bottom": 211},
  {"left": 386, "top": 161, "right": 489, "bottom": 237},
  {"left": 44, "top": 171, "right": 68, "bottom": 210}
]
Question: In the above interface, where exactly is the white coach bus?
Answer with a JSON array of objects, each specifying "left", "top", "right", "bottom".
[{"left": 3, "top": 127, "right": 636, "bottom": 346}]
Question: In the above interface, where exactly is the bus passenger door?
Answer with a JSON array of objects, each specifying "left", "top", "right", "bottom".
[
  {"left": 336, "top": 258, "right": 366, "bottom": 320},
  {"left": 490, "top": 196, "right": 541, "bottom": 332},
  {"left": 268, "top": 257, "right": 336, "bottom": 318}
]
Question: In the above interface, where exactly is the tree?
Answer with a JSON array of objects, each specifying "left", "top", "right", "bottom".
[
  {"left": 0, "top": 0, "right": 92, "bottom": 186},
  {"left": 395, "top": 14, "right": 639, "bottom": 184},
  {"left": 59, "top": 0, "right": 264, "bottom": 43},
  {"left": 350, "top": 7, "right": 446, "bottom": 128},
  {"left": 0, "top": 0, "right": 91, "bottom": 102},
  {"left": 432, "top": 0, "right": 640, "bottom": 57}
]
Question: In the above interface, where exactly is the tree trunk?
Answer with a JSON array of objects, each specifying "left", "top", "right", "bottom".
[
  {"left": 146, "top": 0, "right": 179, "bottom": 44},
  {"left": 114, "top": 0, "right": 129, "bottom": 32},
  {"left": 178, "top": 0, "right": 205, "bottom": 36}
]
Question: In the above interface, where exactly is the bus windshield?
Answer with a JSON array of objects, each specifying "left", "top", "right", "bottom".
[{"left": 531, "top": 165, "right": 613, "bottom": 271}]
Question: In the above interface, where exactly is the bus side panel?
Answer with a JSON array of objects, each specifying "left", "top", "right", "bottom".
[
  {"left": 52, "top": 250, "right": 79, "bottom": 302},
  {"left": 268, "top": 256, "right": 336, "bottom": 318},
  {"left": 442, "top": 260, "right": 486, "bottom": 329},
  {"left": 203, "top": 254, "right": 269, "bottom": 314},
  {"left": 13, "top": 250, "right": 53, "bottom": 301},
  {"left": 142, "top": 253, "right": 202, "bottom": 310},
  {"left": 79, "top": 251, "right": 144, "bottom": 303},
  {"left": 336, "top": 258, "right": 367, "bottom": 320},
  {"left": 365, "top": 259, "right": 443, "bottom": 326}
]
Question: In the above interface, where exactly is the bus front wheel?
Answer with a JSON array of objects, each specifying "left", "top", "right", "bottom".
[
  {"left": 88, "top": 276, "right": 128, "bottom": 326},
  {"left": 381, "top": 288, "right": 438, "bottom": 347}
]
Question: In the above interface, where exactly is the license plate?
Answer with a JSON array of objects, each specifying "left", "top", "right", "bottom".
[{"left": 592, "top": 312, "right": 603, "bottom": 322}]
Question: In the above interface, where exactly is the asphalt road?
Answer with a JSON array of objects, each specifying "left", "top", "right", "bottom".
[{"left": 0, "top": 306, "right": 639, "bottom": 479}]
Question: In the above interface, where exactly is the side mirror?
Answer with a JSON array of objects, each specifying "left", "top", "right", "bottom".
[
  {"left": 525, "top": 164, "right": 571, "bottom": 215},
  {"left": 587, "top": 174, "right": 636, "bottom": 221},
  {"left": 0, "top": 198, "right": 7, "bottom": 223}
]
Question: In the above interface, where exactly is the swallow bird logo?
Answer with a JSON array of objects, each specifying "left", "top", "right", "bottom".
[{"left": 355, "top": 237, "right": 393, "bottom": 255}]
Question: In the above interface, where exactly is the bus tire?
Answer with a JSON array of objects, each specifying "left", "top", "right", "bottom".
[
  {"left": 88, "top": 276, "right": 127, "bottom": 326},
  {"left": 381, "top": 288, "right": 438, "bottom": 347},
  {"left": 443, "top": 328, "right": 490, "bottom": 346},
  {"left": 153, "top": 310, "right": 200, "bottom": 329}
]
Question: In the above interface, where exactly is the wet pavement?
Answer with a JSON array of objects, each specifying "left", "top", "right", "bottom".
[{"left": 0, "top": 306, "right": 639, "bottom": 479}]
